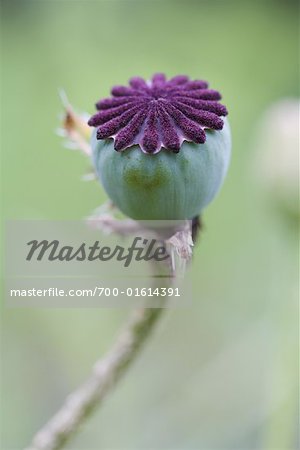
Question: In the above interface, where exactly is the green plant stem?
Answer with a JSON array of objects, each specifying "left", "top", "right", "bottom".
[{"left": 25, "top": 217, "right": 195, "bottom": 450}]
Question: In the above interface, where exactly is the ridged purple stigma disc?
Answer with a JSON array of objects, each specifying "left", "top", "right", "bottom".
[{"left": 88, "top": 74, "right": 228, "bottom": 154}]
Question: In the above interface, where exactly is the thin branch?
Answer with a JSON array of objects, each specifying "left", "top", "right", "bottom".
[{"left": 25, "top": 215, "right": 195, "bottom": 449}]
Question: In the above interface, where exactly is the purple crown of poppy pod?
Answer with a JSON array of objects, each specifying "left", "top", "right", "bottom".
[{"left": 88, "top": 73, "right": 228, "bottom": 154}]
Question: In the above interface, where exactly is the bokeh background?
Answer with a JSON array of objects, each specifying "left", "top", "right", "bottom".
[{"left": 1, "top": 0, "right": 299, "bottom": 449}]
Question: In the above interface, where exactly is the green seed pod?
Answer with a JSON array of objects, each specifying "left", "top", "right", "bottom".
[
  {"left": 91, "top": 120, "right": 231, "bottom": 220},
  {"left": 89, "top": 74, "right": 231, "bottom": 220}
]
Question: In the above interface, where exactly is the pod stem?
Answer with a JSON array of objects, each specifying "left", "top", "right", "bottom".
[{"left": 25, "top": 214, "right": 199, "bottom": 450}]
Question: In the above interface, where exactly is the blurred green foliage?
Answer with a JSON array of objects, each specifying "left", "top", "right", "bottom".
[{"left": 1, "top": 1, "right": 298, "bottom": 449}]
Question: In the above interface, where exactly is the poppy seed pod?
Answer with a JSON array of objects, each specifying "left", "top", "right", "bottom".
[{"left": 89, "top": 74, "right": 231, "bottom": 220}]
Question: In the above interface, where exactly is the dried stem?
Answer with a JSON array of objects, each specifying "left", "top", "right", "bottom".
[{"left": 25, "top": 215, "right": 194, "bottom": 450}]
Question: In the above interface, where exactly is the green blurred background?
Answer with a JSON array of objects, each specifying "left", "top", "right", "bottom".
[{"left": 1, "top": 0, "right": 298, "bottom": 449}]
